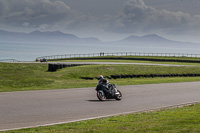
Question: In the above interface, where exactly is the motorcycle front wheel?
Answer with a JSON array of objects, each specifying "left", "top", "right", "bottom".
[
  {"left": 115, "top": 90, "right": 122, "bottom": 100},
  {"left": 97, "top": 91, "right": 106, "bottom": 101}
]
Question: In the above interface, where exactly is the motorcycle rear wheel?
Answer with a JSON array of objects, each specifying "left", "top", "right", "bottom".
[
  {"left": 115, "top": 90, "right": 122, "bottom": 100},
  {"left": 97, "top": 91, "right": 106, "bottom": 101}
]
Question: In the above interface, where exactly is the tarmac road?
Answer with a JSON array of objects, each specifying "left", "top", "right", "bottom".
[
  {"left": 16, "top": 61, "right": 196, "bottom": 67},
  {"left": 1, "top": 82, "right": 200, "bottom": 131}
]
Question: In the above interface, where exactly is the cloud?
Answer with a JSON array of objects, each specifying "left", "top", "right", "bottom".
[
  {"left": 1, "top": 0, "right": 200, "bottom": 40},
  {"left": 109, "top": 0, "right": 200, "bottom": 35},
  {"left": 0, "top": 0, "right": 83, "bottom": 30}
]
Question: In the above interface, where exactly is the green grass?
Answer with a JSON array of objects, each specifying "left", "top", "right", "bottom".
[
  {"left": 1, "top": 63, "right": 200, "bottom": 92},
  {"left": 1, "top": 61, "right": 200, "bottom": 133},
  {"left": 0, "top": 63, "right": 53, "bottom": 91},
  {"left": 50, "top": 59, "right": 200, "bottom": 66},
  {"left": 49, "top": 55, "right": 200, "bottom": 66},
  {"left": 3, "top": 103, "right": 200, "bottom": 133}
]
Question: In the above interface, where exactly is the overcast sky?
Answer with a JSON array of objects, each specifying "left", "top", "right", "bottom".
[{"left": 1, "top": 0, "right": 200, "bottom": 42}]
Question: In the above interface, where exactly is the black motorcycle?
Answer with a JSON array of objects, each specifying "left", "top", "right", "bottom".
[{"left": 96, "top": 84, "right": 122, "bottom": 101}]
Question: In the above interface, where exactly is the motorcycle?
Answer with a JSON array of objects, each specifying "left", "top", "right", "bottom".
[{"left": 95, "top": 84, "right": 122, "bottom": 101}]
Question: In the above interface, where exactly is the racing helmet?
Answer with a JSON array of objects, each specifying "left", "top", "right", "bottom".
[{"left": 97, "top": 75, "right": 103, "bottom": 80}]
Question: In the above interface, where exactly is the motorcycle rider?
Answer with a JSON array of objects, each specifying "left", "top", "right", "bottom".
[{"left": 96, "top": 75, "right": 111, "bottom": 97}]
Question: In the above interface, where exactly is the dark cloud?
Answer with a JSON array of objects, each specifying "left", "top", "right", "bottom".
[
  {"left": 1, "top": 0, "right": 200, "bottom": 42},
  {"left": 0, "top": 0, "right": 83, "bottom": 30},
  {"left": 109, "top": 0, "right": 200, "bottom": 35}
]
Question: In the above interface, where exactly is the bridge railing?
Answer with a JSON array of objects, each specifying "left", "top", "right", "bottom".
[{"left": 36, "top": 52, "right": 200, "bottom": 60}]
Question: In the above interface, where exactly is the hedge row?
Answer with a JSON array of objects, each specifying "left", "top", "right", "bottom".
[
  {"left": 81, "top": 73, "right": 200, "bottom": 80},
  {"left": 48, "top": 63, "right": 88, "bottom": 72}
]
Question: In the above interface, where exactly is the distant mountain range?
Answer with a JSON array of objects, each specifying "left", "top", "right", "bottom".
[
  {"left": 120, "top": 34, "right": 174, "bottom": 43},
  {"left": 0, "top": 30, "right": 101, "bottom": 44},
  {"left": 0, "top": 30, "right": 199, "bottom": 47},
  {"left": 112, "top": 34, "right": 199, "bottom": 48}
]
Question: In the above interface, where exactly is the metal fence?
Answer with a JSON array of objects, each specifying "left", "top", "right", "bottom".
[
  {"left": 0, "top": 59, "right": 19, "bottom": 62},
  {"left": 36, "top": 52, "right": 200, "bottom": 60}
]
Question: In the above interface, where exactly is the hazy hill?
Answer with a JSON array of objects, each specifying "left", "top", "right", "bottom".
[
  {"left": 110, "top": 34, "right": 199, "bottom": 48},
  {"left": 0, "top": 30, "right": 101, "bottom": 44},
  {"left": 0, "top": 30, "right": 199, "bottom": 48}
]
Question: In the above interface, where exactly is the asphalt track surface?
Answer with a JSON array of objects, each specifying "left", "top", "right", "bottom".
[
  {"left": 1, "top": 82, "right": 200, "bottom": 131},
  {"left": 16, "top": 61, "right": 196, "bottom": 67}
]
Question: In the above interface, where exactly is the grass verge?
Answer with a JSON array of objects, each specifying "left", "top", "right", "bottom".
[
  {"left": 2, "top": 103, "right": 200, "bottom": 133},
  {"left": 1, "top": 63, "right": 200, "bottom": 92},
  {"left": 1, "top": 61, "right": 200, "bottom": 132},
  {"left": 50, "top": 59, "right": 200, "bottom": 66},
  {"left": 49, "top": 55, "right": 200, "bottom": 65}
]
